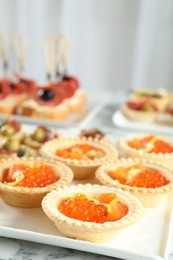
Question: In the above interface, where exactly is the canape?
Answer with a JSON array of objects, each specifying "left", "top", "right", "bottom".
[
  {"left": 131, "top": 87, "right": 171, "bottom": 112},
  {"left": 0, "top": 157, "right": 74, "bottom": 207},
  {"left": 41, "top": 184, "right": 143, "bottom": 243},
  {"left": 40, "top": 137, "right": 119, "bottom": 180},
  {"left": 121, "top": 100, "right": 158, "bottom": 123},
  {"left": 95, "top": 158, "right": 173, "bottom": 207},
  {"left": 119, "top": 133, "right": 173, "bottom": 168}
]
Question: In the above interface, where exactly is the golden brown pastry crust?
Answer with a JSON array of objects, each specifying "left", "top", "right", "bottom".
[
  {"left": 118, "top": 133, "right": 173, "bottom": 169},
  {"left": 95, "top": 158, "right": 173, "bottom": 207},
  {"left": 0, "top": 157, "right": 74, "bottom": 208},
  {"left": 41, "top": 184, "right": 143, "bottom": 243},
  {"left": 40, "top": 137, "right": 119, "bottom": 180},
  {"left": 121, "top": 104, "right": 158, "bottom": 123}
]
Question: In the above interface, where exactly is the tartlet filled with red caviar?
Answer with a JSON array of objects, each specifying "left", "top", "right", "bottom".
[
  {"left": 40, "top": 137, "right": 119, "bottom": 180},
  {"left": 0, "top": 157, "right": 74, "bottom": 208},
  {"left": 96, "top": 158, "right": 173, "bottom": 207},
  {"left": 41, "top": 184, "right": 143, "bottom": 242},
  {"left": 119, "top": 133, "right": 173, "bottom": 168}
]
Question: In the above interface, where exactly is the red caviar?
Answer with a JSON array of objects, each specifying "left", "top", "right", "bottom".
[
  {"left": 3, "top": 163, "right": 59, "bottom": 188},
  {"left": 55, "top": 144, "right": 106, "bottom": 160},
  {"left": 109, "top": 164, "right": 170, "bottom": 188},
  {"left": 59, "top": 193, "right": 128, "bottom": 223},
  {"left": 128, "top": 135, "right": 173, "bottom": 153}
]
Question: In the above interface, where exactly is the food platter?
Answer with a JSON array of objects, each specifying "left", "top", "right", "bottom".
[
  {"left": 0, "top": 93, "right": 108, "bottom": 128},
  {"left": 0, "top": 178, "right": 172, "bottom": 260},
  {"left": 0, "top": 128, "right": 172, "bottom": 260},
  {"left": 112, "top": 110, "right": 173, "bottom": 135}
]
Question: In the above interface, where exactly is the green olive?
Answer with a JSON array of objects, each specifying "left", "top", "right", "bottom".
[
  {"left": 1, "top": 124, "right": 16, "bottom": 137},
  {"left": 32, "top": 128, "right": 46, "bottom": 142},
  {"left": 0, "top": 153, "right": 8, "bottom": 160},
  {"left": 4, "top": 138, "right": 20, "bottom": 152}
]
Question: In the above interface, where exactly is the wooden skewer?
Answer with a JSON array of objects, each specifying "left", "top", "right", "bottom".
[
  {"left": 44, "top": 36, "right": 54, "bottom": 83},
  {"left": 0, "top": 33, "right": 8, "bottom": 77},
  {"left": 61, "top": 35, "right": 70, "bottom": 73},
  {"left": 12, "top": 34, "right": 28, "bottom": 73},
  {"left": 52, "top": 35, "right": 70, "bottom": 81}
]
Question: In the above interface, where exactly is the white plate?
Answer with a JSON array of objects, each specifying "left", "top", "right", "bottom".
[
  {"left": 0, "top": 181, "right": 172, "bottom": 260},
  {"left": 0, "top": 93, "right": 108, "bottom": 128},
  {"left": 112, "top": 110, "right": 173, "bottom": 135},
  {"left": 0, "top": 128, "right": 173, "bottom": 260}
]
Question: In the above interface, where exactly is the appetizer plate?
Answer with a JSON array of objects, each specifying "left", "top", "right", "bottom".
[
  {"left": 0, "top": 93, "right": 108, "bottom": 128},
  {"left": 0, "top": 180, "right": 172, "bottom": 260},
  {"left": 0, "top": 127, "right": 173, "bottom": 260},
  {"left": 112, "top": 110, "right": 173, "bottom": 135}
]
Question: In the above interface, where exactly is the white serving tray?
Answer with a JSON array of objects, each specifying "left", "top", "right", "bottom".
[
  {"left": 0, "top": 93, "right": 108, "bottom": 129},
  {"left": 112, "top": 110, "right": 173, "bottom": 135},
  {"left": 0, "top": 181, "right": 172, "bottom": 260},
  {"left": 0, "top": 128, "right": 173, "bottom": 260}
]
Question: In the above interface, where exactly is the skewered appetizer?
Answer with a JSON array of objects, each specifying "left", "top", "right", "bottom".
[
  {"left": 0, "top": 76, "right": 36, "bottom": 115},
  {"left": 119, "top": 133, "right": 173, "bottom": 168},
  {"left": 42, "top": 184, "right": 143, "bottom": 242},
  {"left": 17, "top": 75, "right": 87, "bottom": 121},
  {"left": 40, "top": 137, "right": 119, "bottom": 179},
  {"left": 0, "top": 157, "right": 74, "bottom": 207},
  {"left": 96, "top": 158, "right": 173, "bottom": 207}
]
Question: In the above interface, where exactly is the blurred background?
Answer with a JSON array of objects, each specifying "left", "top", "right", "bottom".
[{"left": 0, "top": 0, "right": 173, "bottom": 92}]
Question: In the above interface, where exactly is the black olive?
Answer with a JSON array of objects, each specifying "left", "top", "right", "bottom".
[
  {"left": 37, "top": 89, "right": 55, "bottom": 101},
  {"left": 62, "top": 75, "right": 70, "bottom": 81}
]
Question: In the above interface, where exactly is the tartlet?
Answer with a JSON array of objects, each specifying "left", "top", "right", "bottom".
[
  {"left": 119, "top": 133, "right": 173, "bottom": 168},
  {"left": 95, "top": 158, "right": 173, "bottom": 207},
  {"left": 0, "top": 157, "right": 74, "bottom": 208},
  {"left": 40, "top": 137, "right": 119, "bottom": 180},
  {"left": 121, "top": 102, "right": 158, "bottom": 123},
  {"left": 41, "top": 184, "right": 143, "bottom": 243},
  {"left": 131, "top": 88, "right": 171, "bottom": 112}
]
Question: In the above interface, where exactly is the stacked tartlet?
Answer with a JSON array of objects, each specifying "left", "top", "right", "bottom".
[
  {"left": 40, "top": 137, "right": 119, "bottom": 180},
  {"left": 96, "top": 158, "right": 173, "bottom": 207},
  {"left": 0, "top": 157, "right": 73, "bottom": 207}
]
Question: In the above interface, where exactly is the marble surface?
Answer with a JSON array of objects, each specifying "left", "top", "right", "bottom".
[{"left": 0, "top": 99, "right": 173, "bottom": 260}]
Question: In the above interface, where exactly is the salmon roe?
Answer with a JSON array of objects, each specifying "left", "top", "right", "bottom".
[
  {"left": 3, "top": 163, "right": 59, "bottom": 188},
  {"left": 128, "top": 135, "right": 173, "bottom": 154},
  {"left": 109, "top": 164, "right": 170, "bottom": 188},
  {"left": 55, "top": 144, "right": 106, "bottom": 160},
  {"left": 59, "top": 193, "right": 128, "bottom": 223}
]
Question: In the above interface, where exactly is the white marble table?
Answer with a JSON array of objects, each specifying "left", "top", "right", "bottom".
[{"left": 0, "top": 99, "right": 173, "bottom": 260}]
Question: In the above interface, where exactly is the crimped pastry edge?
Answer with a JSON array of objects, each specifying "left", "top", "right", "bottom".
[
  {"left": 95, "top": 157, "right": 173, "bottom": 207},
  {"left": 40, "top": 137, "right": 119, "bottom": 167},
  {"left": 41, "top": 184, "right": 143, "bottom": 242},
  {"left": 0, "top": 156, "right": 74, "bottom": 207}
]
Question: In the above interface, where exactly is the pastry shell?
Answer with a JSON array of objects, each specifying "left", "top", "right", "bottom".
[
  {"left": 95, "top": 158, "right": 173, "bottom": 207},
  {"left": 0, "top": 157, "right": 74, "bottom": 208},
  {"left": 41, "top": 184, "right": 143, "bottom": 243},
  {"left": 119, "top": 133, "right": 173, "bottom": 168},
  {"left": 131, "top": 88, "right": 171, "bottom": 112},
  {"left": 40, "top": 137, "right": 119, "bottom": 180},
  {"left": 121, "top": 104, "right": 158, "bottom": 123}
]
